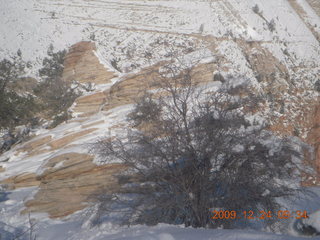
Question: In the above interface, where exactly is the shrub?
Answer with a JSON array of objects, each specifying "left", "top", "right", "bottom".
[
  {"left": 315, "top": 79, "right": 320, "bottom": 92},
  {"left": 252, "top": 4, "right": 260, "bottom": 14},
  {"left": 93, "top": 58, "right": 307, "bottom": 229},
  {"left": 268, "top": 19, "right": 276, "bottom": 32}
]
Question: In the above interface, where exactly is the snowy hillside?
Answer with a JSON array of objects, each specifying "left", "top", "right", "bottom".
[
  {"left": 1, "top": 0, "right": 320, "bottom": 71},
  {"left": 1, "top": 0, "right": 320, "bottom": 239}
]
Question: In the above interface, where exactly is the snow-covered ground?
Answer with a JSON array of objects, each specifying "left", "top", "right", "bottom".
[
  {"left": 1, "top": 186, "right": 320, "bottom": 239},
  {"left": 1, "top": 0, "right": 320, "bottom": 239},
  {"left": 1, "top": 0, "right": 320, "bottom": 72}
]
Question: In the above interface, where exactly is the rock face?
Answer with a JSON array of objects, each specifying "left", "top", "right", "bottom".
[
  {"left": 63, "top": 41, "right": 116, "bottom": 85},
  {"left": 48, "top": 128, "right": 97, "bottom": 150},
  {"left": 288, "top": 0, "right": 320, "bottom": 42},
  {"left": 1, "top": 173, "right": 39, "bottom": 189},
  {"left": 0, "top": 0, "right": 320, "bottom": 231},
  {"left": 0, "top": 42, "right": 127, "bottom": 218},
  {"left": 0, "top": 122, "right": 127, "bottom": 217},
  {"left": 307, "top": 104, "right": 320, "bottom": 182},
  {"left": 269, "top": 95, "right": 320, "bottom": 184},
  {"left": 307, "top": 0, "right": 320, "bottom": 16},
  {"left": 1, "top": 31, "right": 320, "bottom": 218},
  {"left": 73, "top": 92, "right": 106, "bottom": 117},
  {"left": 63, "top": 41, "right": 117, "bottom": 117},
  {"left": 22, "top": 153, "right": 126, "bottom": 218},
  {"left": 103, "top": 59, "right": 218, "bottom": 112}
]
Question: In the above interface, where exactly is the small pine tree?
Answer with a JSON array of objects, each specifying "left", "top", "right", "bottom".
[
  {"left": 315, "top": 79, "right": 320, "bottom": 92},
  {"left": 252, "top": 4, "right": 260, "bottom": 14},
  {"left": 35, "top": 45, "right": 79, "bottom": 126},
  {"left": 268, "top": 19, "right": 276, "bottom": 32},
  {"left": 0, "top": 52, "right": 37, "bottom": 130}
]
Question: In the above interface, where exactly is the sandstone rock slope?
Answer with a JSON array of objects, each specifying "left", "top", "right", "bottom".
[{"left": 0, "top": 0, "right": 319, "bottom": 220}]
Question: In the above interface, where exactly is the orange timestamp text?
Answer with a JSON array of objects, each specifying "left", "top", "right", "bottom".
[{"left": 211, "top": 210, "right": 309, "bottom": 220}]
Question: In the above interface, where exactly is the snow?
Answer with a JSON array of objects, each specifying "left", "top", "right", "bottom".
[
  {"left": 1, "top": 0, "right": 320, "bottom": 74},
  {"left": 1, "top": 0, "right": 320, "bottom": 239},
  {"left": 2, "top": 186, "right": 320, "bottom": 240},
  {"left": 296, "top": 0, "right": 320, "bottom": 34},
  {"left": 3, "top": 215, "right": 320, "bottom": 240},
  {"left": 1, "top": 148, "right": 320, "bottom": 239},
  {"left": 304, "top": 210, "right": 320, "bottom": 233},
  {"left": 62, "top": 224, "right": 317, "bottom": 240},
  {"left": 0, "top": 104, "right": 133, "bottom": 180}
]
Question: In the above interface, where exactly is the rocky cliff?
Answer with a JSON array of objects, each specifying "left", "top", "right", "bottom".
[{"left": 0, "top": 0, "right": 319, "bottom": 220}]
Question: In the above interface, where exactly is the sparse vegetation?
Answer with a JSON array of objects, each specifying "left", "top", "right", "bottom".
[
  {"left": 283, "top": 48, "right": 290, "bottom": 56},
  {"left": 315, "top": 79, "right": 320, "bottom": 92},
  {"left": 0, "top": 51, "right": 38, "bottom": 131},
  {"left": 38, "top": 44, "right": 66, "bottom": 82},
  {"left": 213, "top": 72, "right": 225, "bottom": 82},
  {"left": 0, "top": 45, "right": 79, "bottom": 138},
  {"left": 252, "top": 4, "right": 260, "bottom": 14},
  {"left": 89, "top": 32, "right": 96, "bottom": 41},
  {"left": 268, "top": 19, "right": 276, "bottom": 32},
  {"left": 110, "top": 57, "right": 122, "bottom": 72},
  {"left": 93, "top": 55, "right": 307, "bottom": 229},
  {"left": 34, "top": 44, "right": 80, "bottom": 127}
]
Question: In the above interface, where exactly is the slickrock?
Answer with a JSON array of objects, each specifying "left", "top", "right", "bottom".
[
  {"left": 48, "top": 128, "right": 97, "bottom": 150},
  {"left": 81, "top": 120, "right": 105, "bottom": 129},
  {"left": 307, "top": 103, "right": 320, "bottom": 181},
  {"left": 1, "top": 173, "right": 39, "bottom": 190},
  {"left": 237, "top": 39, "right": 289, "bottom": 83},
  {"left": 288, "top": 0, "right": 320, "bottom": 42},
  {"left": 63, "top": 41, "right": 117, "bottom": 116},
  {"left": 22, "top": 153, "right": 126, "bottom": 218},
  {"left": 269, "top": 95, "right": 320, "bottom": 184},
  {"left": 1, "top": 36, "right": 319, "bottom": 220},
  {"left": 17, "top": 136, "right": 52, "bottom": 154},
  {"left": 103, "top": 62, "right": 164, "bottom": 111},
  {"left": 73, "top": 92, "right": 107, "bottom": 116},
  {"left": 307, "top": 0, "right": 320, "bottom": 16},
  {"left": 63, "top": 41, "right": 116, "bottom": 85},
  {"left": 103, "top": 61, "right": 217, "bottom": 111}
]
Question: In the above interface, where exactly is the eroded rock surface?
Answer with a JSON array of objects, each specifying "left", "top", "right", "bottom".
[
  {"left": 22, "top": 153, "right": 126, "bottom": 218},
  {"left": 0, "top": 30, "right": 319, "bottom": 219},
  {"left": 63, "top": 41, "right": 117, "bottom": 116},
  {"left": 63, "top": 41, "right": 116, "bottom": 85}
]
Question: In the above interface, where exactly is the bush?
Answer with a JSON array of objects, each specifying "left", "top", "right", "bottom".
[
  {"left": 213, "top": 72, "right": 225, "bottom": 82},
  {"left": 268, "top": 19, "right": 276, "bottom": 32},
  {"left": 315, "top": 79, "right": 320, "bottom": 92},
  {"left": 252, "top": 4, "right": 260, "bottom": 14},
  {"left": 50, "top": 111, "right": 70, "bottom": 128},
  {"left": 92, "top": 59, "right": 307, "bottom": 229},
  {"left": 110, "top": 58, "right": 121, "bottom": 72}
]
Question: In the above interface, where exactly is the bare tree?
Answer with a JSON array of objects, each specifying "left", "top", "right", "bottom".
[{"left": 92, "top": 53, "right": 308, "bottom": 229}]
